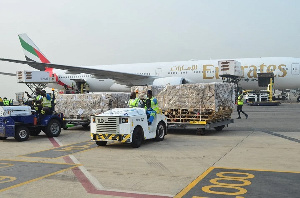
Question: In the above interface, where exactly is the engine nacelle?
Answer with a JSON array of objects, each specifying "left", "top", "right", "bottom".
[
  {"left": 152, "top": 77, "right": 187, "bottom": 86},
  {"left": 110, "top": 83, "right": 131, "bottom": 92}
]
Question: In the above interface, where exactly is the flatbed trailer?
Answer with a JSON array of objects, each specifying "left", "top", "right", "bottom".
[{"left": 167, "top": 118, "right": 234, "bottom": 135}]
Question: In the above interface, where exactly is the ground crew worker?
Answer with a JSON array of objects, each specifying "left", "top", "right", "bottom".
[
  {"left": 34, "top": 89, "right": 43, "bottom": 113},
  {"left": 145, "top": 90, "right": 159, "bottom": 125},
  {"left": 145, "top": 99, "right": 156, "bottom": 125},
  {"left": 128, "top": 92, "right": 140, "bottom": 108},
  {"left": 237, "top": 91, "right": 248, "bottom": 119},
  {"left": 85, "top": 83, "right": 90, "bottom": 93},
  {"left": 146, "top": 90, "right": 159, "bottom": 113},
  {"left": 40, "top": 90, "right": 52, "bottom": 115},
  {"left": 3, "top": 97, "right": 10, "bottom": 106},
  {"left": 0, "top": 97, "right": 3, "bottom": 106}
]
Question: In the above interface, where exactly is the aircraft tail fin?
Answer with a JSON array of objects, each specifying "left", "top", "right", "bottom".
[{"left": 18, "top": 33, "right": 50, "bottom": 63}]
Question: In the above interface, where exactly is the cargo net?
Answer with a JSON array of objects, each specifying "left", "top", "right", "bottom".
[
  {"left": 132, "top": 83, "right": 235, "bottom": 123},
  {"left": 55, "top": 93, "right": 130, "bottom": 118}
]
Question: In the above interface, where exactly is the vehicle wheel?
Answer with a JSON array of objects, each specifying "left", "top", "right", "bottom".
[
  {"left": 214, "top": 125, "right": 225, "bottom": 131},
  {"left": 30, "top": 130, "right": 41, "bottom": 136},
  {"left": 63, "top": 127, "right": 68, "bottom": 130},
  {"left": 82, "top": 124, "right": 90, "bottom": 128},
  {"left": 131, "top": 126, "right": 144, "bottom": 148},
  {"left": 196, "top": 128, "right": 206, "bottom": 135},
  {"left": 96, "top": 141, "right": 107, "bottom": 146},
  {"left": 45, "top": 119, "right": 61, "bottom": 137},
  {"left": 0, "top": 137, "right": 7, "bottom": 140},
  {"left": 155, "top": 122, "right": 166, "bottom": 141},
  {"left": 297, "top": 96, "right": 300, "bottom": 103},
  {"left": 14, "top": 126, "right": 30, "bottom": 141}
]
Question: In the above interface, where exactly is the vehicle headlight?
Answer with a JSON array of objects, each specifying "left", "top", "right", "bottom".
[{"left": 121, "top": 117, "right": 128, "bottom": 123}]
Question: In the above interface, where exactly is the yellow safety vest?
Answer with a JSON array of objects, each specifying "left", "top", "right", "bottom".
[
  {"left": 146, "top": 97, "right": 159, "bottom": 112},
  {"left": 42, "top": 96, "right": 52, "bottom": 108},
  {"left": 129, "top": 98, "right": 139, "bottom": 108},
  {"left": 237, "top": 95, "right": 244, "bottom": 105},
  {"left": 3, "top": 99, "right": 10, "bottom": 106}
]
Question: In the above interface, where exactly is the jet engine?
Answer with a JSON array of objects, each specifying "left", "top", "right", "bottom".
[{"left": 152, "top": 77, "right": 187, "bottom": 86}]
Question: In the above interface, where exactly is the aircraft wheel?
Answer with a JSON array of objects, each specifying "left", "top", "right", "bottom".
[
  {"left": 131, "top": 126, "right": 143, "bottom": 148},
  {"left": 155, "top": 122, "right": 166, "bottom": 141},
  {"left": 45, "top": 119, "right": 61, "bottom": 137},
  {"left": 15, "top": 126, "right": 30, "bottom": 141}
]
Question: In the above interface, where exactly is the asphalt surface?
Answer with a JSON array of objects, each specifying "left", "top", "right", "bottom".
[{"left": 0, "top": 103, "right": 299, "bottom": 198}]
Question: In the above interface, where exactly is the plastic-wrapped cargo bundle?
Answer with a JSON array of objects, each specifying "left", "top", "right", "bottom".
[
  {"left": 132, "top": 83, "right": 235, "bottom": 123},
  {"left": 132, "top": 83, "right": 235, "bottom": 111},
  {"left": 55, "top": 93, "right": 130, "bottom": 118}
]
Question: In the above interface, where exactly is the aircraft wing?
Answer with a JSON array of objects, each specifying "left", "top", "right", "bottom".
[
  {"left": 0, "top": 71, "right": 16, "bottom": 76},
  {"left": 0, "top": 58, "right": 156, "bottom": 86}
]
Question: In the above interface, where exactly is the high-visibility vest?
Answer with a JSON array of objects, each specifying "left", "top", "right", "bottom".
[
  {"left": 36, "top": 95, "right": 43, "bottom": 101},
  {"left": 237, "top": 94, "right": 244, "bottom": 105},
  {"left": 3, "top": 99, "right": 10, "bottom": 106},
  {"left": 146, "top": 97, "right": 159, "bottom": 112},
  {"left": 128, "top": 98, "right": 139, "bottom": 108},
  {"left": 42, "top": 96, "right": 52, "bottom": 107}
]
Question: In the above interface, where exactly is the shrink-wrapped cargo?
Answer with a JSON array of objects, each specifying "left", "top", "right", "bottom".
[
  {"left": 55, "top": 93, "right": 130, "bottom": 126},
  {"left": 132, "top": 83, "right": 235, "bottom": 123}
]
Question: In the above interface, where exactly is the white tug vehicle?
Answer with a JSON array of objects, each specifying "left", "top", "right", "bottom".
[{"left": 90, "top": 108, "right": 167, "bottom": 148}]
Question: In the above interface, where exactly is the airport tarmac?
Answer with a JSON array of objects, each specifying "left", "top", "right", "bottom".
[{"left": 0, "top": 103, "right": 299, "bottom": 198}]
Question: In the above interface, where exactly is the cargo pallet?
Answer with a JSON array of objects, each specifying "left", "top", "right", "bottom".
[
  {"left": 163, "top": 107, "right": 232, "bottom": 123},
  {"left": 163, "top": 108, "right": 234, "bottom": 135},
  {"left": 167, "top": 118, "right": 234, "bottom": 135}
]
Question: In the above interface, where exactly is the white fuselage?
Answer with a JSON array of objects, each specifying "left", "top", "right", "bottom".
[{"left": 50, "top": 57, "right": 300, "bottom": 92}]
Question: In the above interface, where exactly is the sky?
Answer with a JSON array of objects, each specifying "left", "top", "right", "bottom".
[{"left": 0, "top": 0, "right": 300, "bottom": 99}]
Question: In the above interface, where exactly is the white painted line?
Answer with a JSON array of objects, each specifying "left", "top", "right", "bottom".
[
  {"left": 53, "top": 137, "right": 105, "bottom": 190},
  {"left": 106, "top": 188, "right": 174, "bottom": 197},
  {"left": 69, "top": 155, "right": 105, "bottom": 190}
]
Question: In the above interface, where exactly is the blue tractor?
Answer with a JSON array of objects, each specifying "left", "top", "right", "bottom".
[{"left": 0, "top": 105, "right": 65, "bottom": 141}]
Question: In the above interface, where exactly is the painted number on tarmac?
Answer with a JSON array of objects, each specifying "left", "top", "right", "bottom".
[
  {"left": 201, "top": 171, "right": 254, "bottom": 197},
  {"left": 175, "top": 167, "right": 300, "bottom": 198}
]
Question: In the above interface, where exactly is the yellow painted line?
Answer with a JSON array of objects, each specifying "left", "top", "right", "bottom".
[
  {"left": 213, "top": 167, "right": 300, "bottom": 174},
  {"left": 19, "top": 147, "right": 98, "bottom": 159},
  {"left": 0, "top": 159, "right": 81, "bottom": 166},
  {"left": 174, "top": 167, "right": 215, "bottom": 198},
  {"left": 0, "top": 163, "right": 80, "bottom": 193},
  {"left": 175, "top": 166, "right": 300, "bottom": 198},
  {"left": 18, "top": 141, "right": 92, "bottom": 157},
  {"left": 192, "top": 197, "right": 209, "bottom": 198},
  {"left": 18, "top": 141, "right": 98, "bottom": 160},
  {"left": 0, "top": 163, "right": 14, "bottom": 168}
]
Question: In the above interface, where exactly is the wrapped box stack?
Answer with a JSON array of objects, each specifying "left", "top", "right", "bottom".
[
  {"left": 55, "top": 93, "right": 130, "bottom": 118},
  {"left": 132, "top": 83, "right": 235, "bottom": 123}
]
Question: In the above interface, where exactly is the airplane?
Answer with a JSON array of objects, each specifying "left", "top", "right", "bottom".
[{"left": 0, "top": 34, "right": 299, "bottom": 98}]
